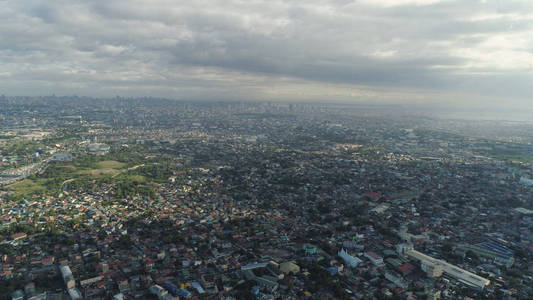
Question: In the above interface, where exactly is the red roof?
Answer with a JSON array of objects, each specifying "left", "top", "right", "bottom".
[
  {"left": 0, "top": 271, "right": 12, "bottom": 277},
  {"left": 41, "top": 257, "right": 55, "bottom": 263},
  {"left": 398, "top": 263, "right": 414, "bottom": 275},
  {"left": 364, "top": 192, "right": 391, "bottom": 201},
  {"left": 11, "top": 233, "right": 27, "bottom": 240}
]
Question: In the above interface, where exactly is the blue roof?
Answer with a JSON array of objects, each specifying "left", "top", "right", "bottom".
[
  {"left": 192, "top": 282, "right": 205, "bottom": 294},
  {"left": 241, "top": 262, "right": 269, "bottom": 270},
  {"left": 477, "top": 241, "right": 513, "bottom": 256},
  {"left": 251, "top": 286, "right": 260, "bottom": 294}
]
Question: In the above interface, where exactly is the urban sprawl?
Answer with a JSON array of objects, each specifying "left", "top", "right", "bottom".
[{"left": 1, "top": 96, "right": 533, "bottom": 300}]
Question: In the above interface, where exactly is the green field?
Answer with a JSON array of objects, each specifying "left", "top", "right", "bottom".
[
  {"left": 96, "top": 160, "right": 126, "bottom": 169},
  {"left": 5, "top": 179, "right": 48, "bottom": 198},
  {"left": 117, "top": 174, "right": 147, "bottom": 182},
  {"left": 72, "top": 160, "right": 127, "bottom": 176},
  {"left": 2, "top": 155, "right": 159, "bottom": 200}
]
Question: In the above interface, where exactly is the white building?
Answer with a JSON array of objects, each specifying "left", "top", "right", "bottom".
[
  {"left": 59, "top": 265, "right": 75, "bottom": 289},
  {"left": 113, "top": 293, "right": 124, "bottom": 300},
  {"left": 515, "top": 207, "right": 533, "bottom": 215},
  {"left": 520, "top": 177, "right": 533, "bottom": 186},
  {"left": 338, "top": 249, "right": 362, "bottom": 267},
  {"left": 396, "top": 243, "right": 414, "bottom": 255},
  {"left": 405, "top": 248, "right": 490, "bottom": 289},
  {"left": 67, "top": 288, "right": 82, "bottom": 300},
  {"left": 149, "top": 285, "right": 168, "bottom": 299},
  {"left": 364, "top": 252, "right": 384, "bottom": 267}
]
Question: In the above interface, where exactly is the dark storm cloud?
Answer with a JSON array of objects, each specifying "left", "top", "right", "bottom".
[{"left": 0, "top": 0, "right": 532, "bottom": 103}]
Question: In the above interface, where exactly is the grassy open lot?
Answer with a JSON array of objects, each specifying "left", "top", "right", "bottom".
[
  {"left": 96, "top": 160, "right": 126, "bottom": 169},
  {"left": 5, "top": 179, "right": 48, "bottom": 198},
  {"left": 79, "top": 168, "right": 121, "bottom": 176},
  {"left": 4, "top": 160, "right": 126, "bottom": 199},
  {"left": 117, "top": 174, "right": 147, "bottom": 182},
  {"left": 2, "top": 153, "right": 162, "bottom": 200},
  {"left": 77, "top": 160, "right": 126, "bottom": 176}
]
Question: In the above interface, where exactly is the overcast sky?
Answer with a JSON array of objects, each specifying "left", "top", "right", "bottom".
[{"left": 1, "top": 0, "right": 532, "bottom": 106}]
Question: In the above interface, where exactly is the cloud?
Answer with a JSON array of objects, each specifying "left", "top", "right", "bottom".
[{"left": 0, "top": 0, "right": 532, "bottom": 105}]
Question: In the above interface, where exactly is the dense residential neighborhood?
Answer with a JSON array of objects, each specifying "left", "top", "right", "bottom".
[{"left": 1, "top": 97, "right": 533, "bottom": 299}]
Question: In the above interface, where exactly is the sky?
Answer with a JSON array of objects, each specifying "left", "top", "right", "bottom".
[{"left": 1, "top": 0, "right": 532, "bottom": 107}]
